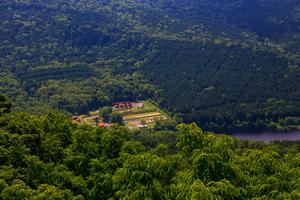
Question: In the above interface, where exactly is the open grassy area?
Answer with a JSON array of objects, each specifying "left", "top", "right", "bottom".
[
  {"left": 123, "top": 112, "right": 163, "bottom": 120},
  {"left": 119, "top": 101, "right": 169, "bottom": 129}
]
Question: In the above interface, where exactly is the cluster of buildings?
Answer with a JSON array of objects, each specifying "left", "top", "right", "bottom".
[
  {"left": 87, "top": 116, "right": 112, "bottom": 128},
  {"left": 112, "top": 101, "right": 133, "bottom": 109},
  {"left": 72, "top": 101, "right": 150, "bottom": 129},
  {"left": 72, "top": 115, "right": 113, "bottom": 128}
]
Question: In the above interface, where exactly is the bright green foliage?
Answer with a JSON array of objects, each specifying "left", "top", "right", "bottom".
[
  {"left": 189, "top": 180, "right": 214, "bottom": 200},
  {"left": 113, "top": 153, "right": 174, "bottom": 199},
  {"left": 176, "top": 123, "right": 204, "bottom": 153},
  {"left": 0, "top": 109, "right": 300, "bottom": 199},
  {"left": 0, "top": 179, "right": 81, "bottom": 200}
]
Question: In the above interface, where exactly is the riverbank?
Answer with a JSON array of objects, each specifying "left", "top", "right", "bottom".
[{"left": 228, "top": 130, "right": 300, "bottom": 142}]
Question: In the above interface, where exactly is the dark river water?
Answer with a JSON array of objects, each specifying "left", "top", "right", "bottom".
[{"left": 229, "top": 130, "right": 300, "bottom": 142}]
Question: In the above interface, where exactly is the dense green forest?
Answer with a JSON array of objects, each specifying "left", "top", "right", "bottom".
[
  {"left": 1, "top": 95, "right": 300, "bottom": 199},
  {"left": 0, "top": 0, "right": 299, "bottom": 131},
  {"left": 142, "top": 40, "right": 300, "bottom": 132},
  {"left": 0, "top": 0, "right": 160, "bottom": 114}
]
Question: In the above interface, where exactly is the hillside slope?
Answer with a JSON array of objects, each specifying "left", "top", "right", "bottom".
[
  {"left": 0, "top": 0, "right": 299, "bottom": 131},
  {"left": 142, "top": 40, "right": 300, "bottom": 131}
]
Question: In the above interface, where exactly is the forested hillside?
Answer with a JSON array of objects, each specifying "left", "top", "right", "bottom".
[
  {"left": 0, "top": 0, "right": 159, "bottom": 113},
  {"left": 0, "top": 0, "right": 299, "bottom": 131},
  {"left": 1, "top": 95, "right": 300, "bottom": 199},
  {"left": 142, "top": 40, "right": 300, "bottom": 131}
]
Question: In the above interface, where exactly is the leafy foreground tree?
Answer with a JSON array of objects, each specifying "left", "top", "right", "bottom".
[{"left": 0, "top": 107, "right": 300, "bottom": 199}]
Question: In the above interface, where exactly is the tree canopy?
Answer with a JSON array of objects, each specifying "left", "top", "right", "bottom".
[{"left": 1, "top": 107, "right": 300, "bottom": 199}]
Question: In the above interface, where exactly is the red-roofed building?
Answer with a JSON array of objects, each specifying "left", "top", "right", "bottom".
[
  {"left": 98, "top": 122, "right": 112, "bottom": 128},
  {"left": 98, "top": 122, "right": 105, "bottom": 127}
]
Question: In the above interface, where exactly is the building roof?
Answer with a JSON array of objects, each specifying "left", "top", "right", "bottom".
[{"left": 98, "top": 122, "right": 105, "bottom": 127}]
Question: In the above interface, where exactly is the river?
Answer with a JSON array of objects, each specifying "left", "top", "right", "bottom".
[{"left": 229, "top": 130, "right": 300, "bottom": 142}]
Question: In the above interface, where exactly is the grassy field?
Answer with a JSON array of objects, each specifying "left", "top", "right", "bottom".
[
  {"left": 123, "top": 112, "right": 163, "bottom": 120},
  {"left": 118, "top": 101, "right": 168, "bottom": 129}
]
